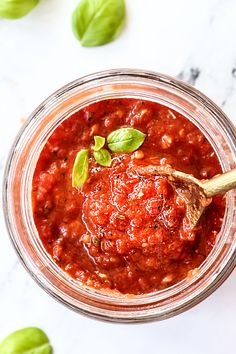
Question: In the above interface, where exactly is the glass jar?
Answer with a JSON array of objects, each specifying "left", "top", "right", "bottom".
[{"left": 3, "top": 69, "right": 236, "bottom": 322}]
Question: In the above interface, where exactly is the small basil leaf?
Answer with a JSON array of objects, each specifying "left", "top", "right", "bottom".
[
  {"left": 72, "top": 0, "right": 126, "bottom": 47},
  {"left": 93, "top": 136, "right": 105, "bottom": 151},
  {"left": 0, "top": 0, "right": 39, "bottom": 19},
  {"left": 107, "top": 128, "right": 146, "bottom": 152},
  {"left": 72, "top": 149, "right": 89, "bottom": 188},
  {"left": 94, "top": 148, "right": 112, "bottom": 167},
  {"left": 0, "top": 327, "right": 53, "bottom": 354}
]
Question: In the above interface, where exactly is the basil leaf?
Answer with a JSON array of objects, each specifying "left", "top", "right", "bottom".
[
  {"left": 0, "top": 0, "right": 39, "bottom": 19},
  {"left": 72, "top": 0, "right": 126, "bottom": 47},
  {"left": 0, "top": 327, "right": 52, "bottom": 354},
  {"left": 72, "top": 149, "right": 89, "bottom": 188},
  {"left": 94, "top": 148, "right": 112, "bottom": 167},
  {"left": 107, "top": 128, "right": 146, "bottom": 152},
  {"left": 93, "top": 135, "right": 105, "bottom": 151}
]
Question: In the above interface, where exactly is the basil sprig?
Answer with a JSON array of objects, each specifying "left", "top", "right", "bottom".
[
  {"left": 72, "top": 128, "right": 146, "bottom": 188},
  {"left": 72, "top": 0, "right": 126, "bottom": 47},
  {"left": 94, "top": 148, "right": 112, "bottom": 167},
  {"left": 92, "top": 136, "right": 111, "bottom": 167},
  {"left": 93, "top": 136, "right": 105, "bottom": 151},
  {"left": 72, "top": 149, "right": 89, "bottom": 188},
  {"left": 0, "top": 0, "right": 39, "bottom": 19},
  {"left": 0, "top": 327, "right": 52, "bottom": 354},
  {"left": 107, "top": 128, "right": 146, "bottom": 152}
]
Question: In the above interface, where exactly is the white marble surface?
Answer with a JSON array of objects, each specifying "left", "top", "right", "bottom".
[{"left": 0, "top": 0, "right": 236, "bottom": 352}]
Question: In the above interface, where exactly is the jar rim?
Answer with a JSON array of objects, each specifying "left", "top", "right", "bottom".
[{"left": 3, "top": 69, "right": 236, "bottom": 322}]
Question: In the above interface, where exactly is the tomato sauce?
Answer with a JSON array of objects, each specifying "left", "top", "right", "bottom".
[{"left": 32, "top": 99, "right": 225, "bottom": 294}]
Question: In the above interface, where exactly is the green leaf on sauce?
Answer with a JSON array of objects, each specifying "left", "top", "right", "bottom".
[
  {"left": 94, "top": 148, "right": 112, "bottom": 167},
  {"left": 0, "top": 327, "right": 53, "bottom": 354},
  {"left": 72, "top": 149, "right": 89, "bottom": 188},
  {"left": 93, "top": 135, "right": 105, "bottom": 151},
  {"left": 107, "top": 128, "right": 146, "bottom": 152},
  {"left": 72, "top": 0, "right": 126, "bottom": 47}
]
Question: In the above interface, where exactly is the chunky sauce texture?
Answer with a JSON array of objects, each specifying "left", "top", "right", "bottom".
[{"left": 32, "top": 99, "right": 225, "bottom": 294}]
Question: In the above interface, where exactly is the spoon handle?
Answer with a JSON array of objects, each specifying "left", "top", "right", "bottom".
[{"left": 201, "top": 168, "right": 236, "bottom": 197}]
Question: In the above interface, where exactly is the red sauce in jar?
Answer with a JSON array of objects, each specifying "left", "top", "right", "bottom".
[{"left": 32, "top": 99, "right": 225, "bottom": 294}]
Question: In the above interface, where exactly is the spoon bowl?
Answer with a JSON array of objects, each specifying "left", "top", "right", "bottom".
[{"left": 131, "top": 165, "right": 236, "bottom": 228}]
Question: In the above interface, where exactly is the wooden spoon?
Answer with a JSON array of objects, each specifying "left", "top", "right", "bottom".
[{"left": 131, "top": 165, "right": 236, "bottom": 228}]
